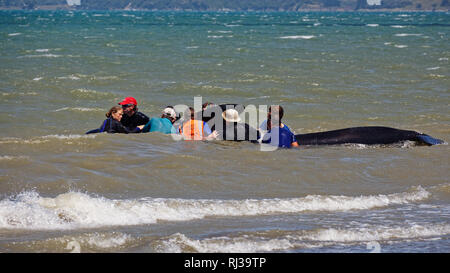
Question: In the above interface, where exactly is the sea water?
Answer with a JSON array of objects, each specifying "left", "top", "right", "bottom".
[{"left": 0, "top": 10, "right": 449, "bottom": 253}]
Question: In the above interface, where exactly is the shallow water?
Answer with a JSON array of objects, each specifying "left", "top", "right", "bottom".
[{"left": 0, "top": 10, "right": 449, "bottom": 253}]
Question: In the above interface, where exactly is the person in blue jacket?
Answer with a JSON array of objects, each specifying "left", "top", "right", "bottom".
[
  {"left": 261, "top": 105, "right": 299, "bottom": 148},
  {"left": 141, "top": 107, "right": 177, "bottom": 134}
]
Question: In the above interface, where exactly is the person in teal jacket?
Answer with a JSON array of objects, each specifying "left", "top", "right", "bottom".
[{"left": 142, "top": 107, "right": 177, "bottom": 134}]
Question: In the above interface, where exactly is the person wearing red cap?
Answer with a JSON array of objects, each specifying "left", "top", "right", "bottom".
[{"left": 118, "top": 97, "right": 150, "bottom": 131}]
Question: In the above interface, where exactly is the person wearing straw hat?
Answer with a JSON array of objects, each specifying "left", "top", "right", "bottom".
[
  {"left": 141, "top": 106, "right": 178, "bottom": 134},
  {"left": 216, "top": 108, "right": 260, "bottom": 143}
]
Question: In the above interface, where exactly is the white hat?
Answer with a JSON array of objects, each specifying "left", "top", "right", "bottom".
[
  {"left": 221, "top": 109, "right": 241, "bottom": 123},
  {"left": 162, "top": 107, "right": 176, "bottom": 119}
]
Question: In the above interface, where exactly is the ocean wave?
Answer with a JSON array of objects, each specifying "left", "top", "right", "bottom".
[
  {"left": 69, "top": 88, "right": 112, "bottom": 99},
  {"left": 0, "top": 155, "right": 29, "bottom": 161},
  {"left": 2, "top": 91, "right": 39, "bottom": 97},
  {"left": 52, "top": 107, "right": 104, "bottom": 112},
  {"left": 280, "top": 35, "right": 316, "bottom": 40},
  {"left": 0, "top": 187, "right": 430, "bottom": 230},
  {"left": 0, "top": 134, "right": 96, "bottom": 145},
  {"left": 18, "top": 54, "right": 62, "bottom": 58},
  {"left": 156, "top": 223, "right": 450, "bottom": 253},
  {"left": 395, "top": 33, "right": 423, "bottom": 37},
  {"left": 4, "top": 232, "right": 133, "bottom": 253}
]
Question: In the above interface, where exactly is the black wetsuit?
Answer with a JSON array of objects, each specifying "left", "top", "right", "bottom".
[
  {"left": 100, "top": 117, "right": 141, "bottom": 134},
  {"left": 216, "top": 121, "right": 260, "bottom": 143},
  {"left": 120, "top": 111, "right": 149, "bottom": 131}
]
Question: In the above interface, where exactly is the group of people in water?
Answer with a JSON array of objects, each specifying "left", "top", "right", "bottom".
[{"left": 87, "top": 96, "right": 299, "bottom": 148}]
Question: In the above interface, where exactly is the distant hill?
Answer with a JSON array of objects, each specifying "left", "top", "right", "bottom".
[{"left": 0, "top": 0, "right": 448, "bottom": 11}]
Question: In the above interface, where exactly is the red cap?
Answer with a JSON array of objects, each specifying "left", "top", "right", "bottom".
[{"left": 118, "top": 97, "right": 137, "bottom": 106}]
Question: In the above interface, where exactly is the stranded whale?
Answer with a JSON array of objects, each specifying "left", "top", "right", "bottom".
[{"left": 295, "top": 126, "right": 444, "bottom": 146}]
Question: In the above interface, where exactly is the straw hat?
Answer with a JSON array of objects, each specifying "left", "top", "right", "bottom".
[{"left": 222, "top": 109, "right": 241, "bottom": 122}]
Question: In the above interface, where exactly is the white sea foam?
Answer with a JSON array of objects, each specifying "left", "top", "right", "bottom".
[
  {"left": 303, "top": 225, "right": 450, "bottom": 243},
  {"left": 156, "top": 233, "right": 295, "bottom": 253},
  {"left": 280, "top": 35, "right": 316, "bottom": 40},
  {"left": 0, "top": 134, "right": 96, "bottom": 145},
  {"left": 426, "top": 67, "right": 440, "bottom": 71},
  {"left": 0, "top": 187, "right": 430, "bottom": 230},
  {"left": 8, "top": 33, "right": 22, "bottom": 36},
  {"left": 59, "top": 232, "right": 132, "bottom": 251},
  {"left": 57, "top": 75, "right": 81, "bottom": 80},
  {"left": 2, "top": 91, "right": 38, "bottom": 97},
  {"left": 394, "top": 45, "right": 408, "bottom": 48},
  {"left": 391, "top": 25, "right": 407, "bottom": 28},
  {"left": 157, "top": 223, "right": 450, "bottom": 252},
  {"left": 0, "top": 155, "right": 29, "bottom": 161},
  {"left": 53, "top": 107, "right": 103, "bottom": 112},
  {"left": 366, "top": 24, "right": 379, "bottom": 27},
  {"left": 18, "top": 54, "right": 62, "bottom": 58},
  {"left": 395, "top": 33, "right": 422, "bottom": 37}
]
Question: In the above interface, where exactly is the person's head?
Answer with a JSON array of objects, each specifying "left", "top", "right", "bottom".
[
  {"left": 268, "top": 105, "right": 284, "bottom": 129},
  {"left": 186, "top": 107, "right": 195, "bottom": 120},
  {"left": 202, "top": 102, "right": 214, "bottom": 110},
  {"left": 118, "top": 97, "right": 138, "bottom": 117},
  {"left": 106, "top": 106, "right": 123, "bottom": 122},
  {"left": 221, "top": 108, "right": 241, "bottom": 123},
  {"left": 161, "top": 107, "right": 177, "bottom": 124}
]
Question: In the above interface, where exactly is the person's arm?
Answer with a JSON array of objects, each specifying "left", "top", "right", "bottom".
[
  {"left": 205, "top": 130, "right": 218, "bottom": 140},
  {"left": 203, "top": 121, "right": 212, "bottom": 136},
  {"left": 113, "top": 120, "right": 141, "bottom": 134},
  {"left": 203, "top": 121, "right": 218, "bottom": 140},
  {"left": 290, "top": 130, "right": 299, "bottom": 147},
  {"left": 141, "top": 119, "right": 152, "bottom": 133}
]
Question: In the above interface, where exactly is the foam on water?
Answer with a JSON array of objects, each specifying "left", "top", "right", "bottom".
[
  {"left": 279, "top": 35, "right": 316, "bottom": 40},
  {"left": 0, "top": 187, "right": 430, "bottom": 230},
  {"left": 0, "top": 155, "right": 29, "bottom": 161},
  {"left": 53, "top": 107, "right": 104, "bottom": 112},
  {"left": 395, "top": 33, "right": 423, "bottom": 37},
  {"left": 18, "top": 54, "right": 62, "bottom": 58},
  {"left": 0, "top": 134, "right": 96, "bottom": 145},
  {"left": 156, "top": 224, "right": 450, "bottom": 253}
]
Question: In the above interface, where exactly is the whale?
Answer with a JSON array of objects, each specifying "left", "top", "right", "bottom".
[{"left": 295, "top": 126, "right": 444, "bottom": 146}]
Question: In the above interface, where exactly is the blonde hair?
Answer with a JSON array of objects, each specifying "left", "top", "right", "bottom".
[{"left": 106, "top": 106, "right": 122, "bottom": 118}]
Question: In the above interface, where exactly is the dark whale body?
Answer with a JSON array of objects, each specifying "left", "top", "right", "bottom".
[{"left": 295, "top": 126, "right": 444, "bottom": 146}]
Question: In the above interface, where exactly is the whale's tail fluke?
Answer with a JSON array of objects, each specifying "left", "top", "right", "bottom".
[{"left": 415, "top": 134, "right": 444, "bottom": 146}]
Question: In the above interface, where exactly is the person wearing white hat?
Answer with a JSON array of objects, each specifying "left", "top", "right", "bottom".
[
  {"left": 141, "top": 106, "right": 178, "bottom": 134},
  {"left": 216, "top": 108, "right": 260, "bottom": 142}
]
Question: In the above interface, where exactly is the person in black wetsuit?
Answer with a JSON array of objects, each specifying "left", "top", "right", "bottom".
[
  {"left": 99, "top": 106, "right": 143, "bottom": 134},
  {"left": 118, "top": 97, "right": 149, "bottom": 131},
  {"left": 215, "top": 109, "right": 260, "bottom": 143}
]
